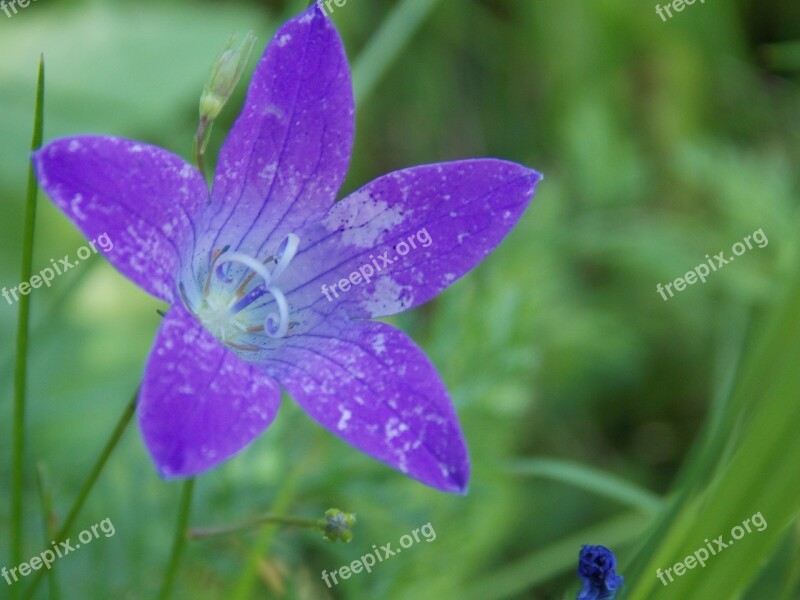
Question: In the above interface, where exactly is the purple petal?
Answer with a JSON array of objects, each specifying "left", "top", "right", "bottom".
[
  {"left": 33, "top": 136, "right": 207, "bottom": 302},
  {"left": 289, "top": 159, "right": 541, "bottom": 318},
  {"left": 139, "top": 303, "right": 282, "bottom": 477},
  {"left": 203, "top": 5, "right": 354, "bottom": 259},
  {"left": 263, "top": 320, "right": 470, "bottom": 493}
]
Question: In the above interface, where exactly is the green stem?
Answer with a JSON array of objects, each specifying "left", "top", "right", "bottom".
[
  {"left": 11, "top": 55, "right": 45, "bottom": 600},
  {"left": 23, "top": 391, "right": 138, "bottom": 600},
  {"left": 0, "top": 258, "right": 98, "bottom": 377},
  {"left": 193, "top": 117, "right": 211, "bottom": 180},
  {"left": 157, "top": 479, "right": 196, "bottom": 600},
  {"left": 231, "top": 466, "right": 302, "bottom": 600},
  {"left": 188, "top": 515, "right": 320, "bottom": 539},
  {"left": 34, "top": 464, "right": 61, "bottom": 600}
]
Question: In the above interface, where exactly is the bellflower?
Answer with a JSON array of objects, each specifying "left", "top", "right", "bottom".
[
  {"left": 32, "top": 5, "right": 541, "bottom": 493},
  {"left": 577, "top": 545, "right": 624, "bottom": 600}
]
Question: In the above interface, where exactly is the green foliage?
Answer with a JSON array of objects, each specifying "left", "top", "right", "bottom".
[{"left": 1, "top": 0, "right": 798, "bottom": 598}]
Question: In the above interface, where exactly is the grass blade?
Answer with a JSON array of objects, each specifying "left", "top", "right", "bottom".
[
  {"left": 352, "top": 0, "right": 443, "bottom": 104},
  {"left": 508, "top": 458, "right": 664, "bottom": 515},
  {"left": 10, "top": 55, "right": 45, "bottom": 600}
]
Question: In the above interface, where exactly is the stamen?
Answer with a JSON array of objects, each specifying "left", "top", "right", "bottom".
[
  {"left": 204, "top": 245, "right": 230, "bottom": 296},
  {"left": 224, "top": 341, "right": 261, "bottom": 352},
  {"left": 271, "top": 234, "right": 300, "bottom": 282},
  {"left": 179, "top": 282, "right": 197, "bottom": 314},
  {"left": 229, "top": 284, "right": 268, "bottom": 313},
  {"left": 234, "top": 254, "right": 274, "bottom": 299},
  {"left": 235, "top": 271, "right": 258, "bottom": 299},
  {"left": 219, "top": 252, "right": 274, "bottom": 289},
  {"left": 264, "top": 285, "right": 290, "bottom": 338},
  {"left": 195, "top": 235, "right": 300, "bottom": 350}
]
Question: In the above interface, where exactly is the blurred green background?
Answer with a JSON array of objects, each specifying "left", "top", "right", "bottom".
[{"left": 1, "top": 0, "right": 799, "bottom": 598}]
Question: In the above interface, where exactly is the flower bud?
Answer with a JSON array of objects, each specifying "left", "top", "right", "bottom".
[
  {"left": 577, "top": 545, "right": 623, "bottom": 600},
  {"left": 200, "top": 31, "right": 257, "bottom": 122},
  {"left": 319, "top": 508, "right": 357, "bottom": 543}
]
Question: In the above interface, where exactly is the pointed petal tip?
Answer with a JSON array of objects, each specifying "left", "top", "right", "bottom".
[
  {"left": 509, "top": 162, "right": 542, "bottom": 186},
  {"left": 447, "top": 463, "right": 471, "bottom": 495},
  {"left": 303, "top": 1, "right": 329, "bottom": 22},
  {"left": 448, "top": 476, "right": 470, "bottom": 496},
  {"left": 155, "top": 462, "right": 200, "bottom": 481},
  {"left": 155, "top": 465, "right": 180, "bottom": 481},
  {"left": 516, "top": 164, "right": 543, "bottom": 200},
  {"left": 424, "top": 468, "right": 469, "bottom": 495}
]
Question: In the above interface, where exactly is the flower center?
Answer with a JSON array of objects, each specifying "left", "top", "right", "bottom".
[{"left": 181, "top": 234, "right": 300, "bottom": 353}]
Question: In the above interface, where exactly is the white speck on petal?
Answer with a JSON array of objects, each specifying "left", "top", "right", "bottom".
[
  {"left": 337, "top": 406, "right": 352, "bottom": 431},
  {"left": 258, "top": 161, "right": 278, "bottom": 180},
  {"left": 265, "top": 105, "right": 284, "bottom": 120},
  {"left": 324, "top": 197, "right": 405, "bottom": 248},
  {"left": 71, "top": 193, "right": 87, "bottom": 221},
  {"left": 362, "top": 277, "right": 411, "bottom": 315},
  {"left": 372, "top": 333, "right": 386, "bottom": 355},
  {"left": 385, "top": 417, "right": 402, "bottom": 442}
]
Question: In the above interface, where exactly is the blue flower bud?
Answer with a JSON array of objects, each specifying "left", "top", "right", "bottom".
[{"left": 577, "top": 545, "right": 624, "bottom": 600}]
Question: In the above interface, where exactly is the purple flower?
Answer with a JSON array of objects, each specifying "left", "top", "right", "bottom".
[
  {"left": 577, "top": 545, "right": 624, "bottom": 600},
  {"left": 32, "top": 5, "right": 541, "bottom": 493}
]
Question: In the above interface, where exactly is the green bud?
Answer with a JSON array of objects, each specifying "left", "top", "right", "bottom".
[
  {"left": 319, "top": 508, "right": 357, "bottom": 543},
  {"left": 199, "top": 31, "right": 257, "bottom": 121}
]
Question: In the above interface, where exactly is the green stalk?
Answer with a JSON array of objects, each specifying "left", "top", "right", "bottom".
[
  {"left": 157, "top": 479, "right": 196, "bottom": 600},
  {"left": 34, "top": 464, "right": 61, "bottom": 600},
  {"left": 11, "top": 55, "right": 45, "bottom": 600},
  {"left": 188, "top": 515, "right": 321, "bottom": 539},
  {"left": 231, "top": 467, "right": 302, "bottom": 600},
  {"left": 352, "top": 0, "right": 444, "bottom": 104},
  {"left": 23, "top": 391, "right": 138, "bottom": 600}
]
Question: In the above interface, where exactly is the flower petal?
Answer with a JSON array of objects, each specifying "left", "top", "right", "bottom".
[
  {"left": 288, "top": 159, "right": 541, "bottom": 318},
  {"left": 139, "top": 303, "right": 282, "bottom": 478},
  {"left": 204, "top": 5, "right": 354, "bottom": 258},
  {"left": 33, "top": 136, "right": 207, "bottom": 302},
  {"left": 264, "top": 320, "right": 470, "bottom": 493}
]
